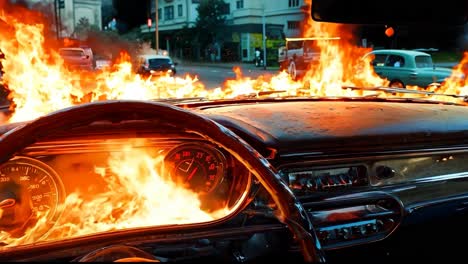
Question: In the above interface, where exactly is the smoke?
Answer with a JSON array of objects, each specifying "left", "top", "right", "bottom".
[{"left": 0, "top": 0, "right": 145, "bottom": 64}]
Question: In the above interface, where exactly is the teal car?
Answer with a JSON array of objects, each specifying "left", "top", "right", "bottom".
[{"left": 366, "top": 49, "right": 454, "bottom": 88}]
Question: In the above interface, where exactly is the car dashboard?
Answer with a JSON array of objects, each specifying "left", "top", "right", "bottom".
[{"left": 1, "top": 100, "right": 468, "bottom": 262}]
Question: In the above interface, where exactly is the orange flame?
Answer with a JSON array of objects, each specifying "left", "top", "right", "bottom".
[
  {"left": 433, "top": 52, "right": 468, "bottom": 101},
  {"left": 0, "top": 0, "right": 467, "bottom": 250},
  {"left": 0, "top": 0, "right": 466, "bottom": 124},
  {"left": 300, "top": 0, "right": 388, "bottom": 96},
  {"left": 1, "top": 139, "right": 232, "bottom": 247}
]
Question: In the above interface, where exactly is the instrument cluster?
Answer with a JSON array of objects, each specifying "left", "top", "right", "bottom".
[{"left": 0, "top": 139, "right": 251, "bottom": 247}]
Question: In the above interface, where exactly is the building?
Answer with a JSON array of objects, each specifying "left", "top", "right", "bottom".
[
  {"left": 22, "top": 0, "right": 103, "bottom": 39},
  {"left": 141, "top": 0, "right": 200, "bottom": 56},
  {"left": 141, "top": 0, "right": 307, "bottom": 62},
  {"left": 225, "top": 0, "right": 307, "bottom": 62},
  {"left": 59, "top": 0, "right": 103, "bottom": 38}
]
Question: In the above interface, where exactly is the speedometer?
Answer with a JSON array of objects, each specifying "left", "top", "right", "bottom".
[
  {"left": 164, "top": 143, "right": 226, "bottom": 194},
  {"left": 0, "top": 157, "right": 65, "bottom": 242}
]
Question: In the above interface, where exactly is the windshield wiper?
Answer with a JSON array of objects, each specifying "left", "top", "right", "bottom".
[
  {"left": 343, "top": 85, "right": 468, "bottom": 101},
  {"left": 148, "top": 86, "right": 468, "bottom": 106},
  {"left": 151, "top": 97, "right": 209, "bottom": 104}
]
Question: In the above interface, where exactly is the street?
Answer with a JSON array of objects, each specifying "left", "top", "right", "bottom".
[
  {"left": 176, "top": 62, "right": 279, "bottom": 89},
  {"left": 0, "top": 63, "right": 281, "bottom": 123}
]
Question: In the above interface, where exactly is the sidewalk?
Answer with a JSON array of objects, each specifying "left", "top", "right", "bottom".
[{"left": 434, "top": 62, "right": 458, "bottom": 68}]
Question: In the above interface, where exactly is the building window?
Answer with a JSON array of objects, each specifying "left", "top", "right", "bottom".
[
  {"left": 236, "top": 0, "right": 243, "bottom": 9},
  {"left": 158, "top": 8, "right": 162, "bottom": 19},
  {"left": 221, "top": 3, "right": 230, "bottom": 14},
  {"left": 287, "top": 21, "right": 300, "bottom": 29},
  {"left": 288, "top": 0, "right": 299, "bottom": 7},
  {"left": 164, "top": 6, "right": 174, "bottom": 20},
  {"left": 178, "top": 4, "right": 183, "bottom": 16}
]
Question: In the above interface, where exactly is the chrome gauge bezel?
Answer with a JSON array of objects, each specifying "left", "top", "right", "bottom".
[
  {"left": 163, "top": 142, "right": 228, "bottom": 195},
  {"left": 0, "top": 156, "right": 65, "bottom": 243}
]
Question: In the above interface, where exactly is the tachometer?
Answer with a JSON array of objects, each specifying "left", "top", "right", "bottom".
[
  {"left": 0, "top": 157, "right": 64, "bottom": 241},
  {"left": 164, "top": 143, "right": 226, "bottom": 194}
]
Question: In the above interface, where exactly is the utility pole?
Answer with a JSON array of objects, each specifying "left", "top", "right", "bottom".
[
  {"left": 262, "top": 1, "right": 267, "bottom": 70},
  {"left": 57, "top": 0, "right": 64, "bottom": 39},
  {"left": 155, "top": 0, "right": 159, "bottom": 53},
  {"left": 54, "top": 0, "right": 59, "bottom": 39}
]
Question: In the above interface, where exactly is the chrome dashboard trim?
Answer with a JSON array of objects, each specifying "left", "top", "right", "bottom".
[
  {"left": 276, "top": 146, "right": 468, "bottom": 170},
  {"left": 19, "top": 138, "right": 206, "bottom": 156},
  {"left": 405, "top": 171, "right": 468, "bottom": 185},
  {"left": 281, "top": 162, "right": 468, "bottom": 188},
  {"left": 405, "top": 193, "right": 468, "bottom": 213},
  {"left": 278, "top": 146, "right": 468, "bottom": 161},
  {"left": 280, "top": 152, "right": 324, "bottom": 158}
]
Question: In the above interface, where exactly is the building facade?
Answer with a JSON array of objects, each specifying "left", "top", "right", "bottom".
[
  {"left": 61, "top": 0, "right": 103, "bottom": 38},
  {"left": 141, "top": 0, "right": 307, "bottom": 62},
  {"left": 24, "top": 0, "right": 103, "bottom": 39}
]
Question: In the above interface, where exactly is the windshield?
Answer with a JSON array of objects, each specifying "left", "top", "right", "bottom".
[
  {"left": 59, "top": 49, "right": 85, "bottom": 57},
  {"left": 0, "top": 0, "right": 468, "bottom": 256},
  {"left": 0, "top": 0, "right": 466, "bottom": 125},
  {"left": 415, "top": 55, "right": 434, "bottom": 68},
  {"left": 148, "top": 58, "right": 171, "bottom": 66}
]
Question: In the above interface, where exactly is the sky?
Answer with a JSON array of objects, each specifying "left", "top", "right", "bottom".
[{"left": 113, "top": 0, "right": 147, "bottom": 31}]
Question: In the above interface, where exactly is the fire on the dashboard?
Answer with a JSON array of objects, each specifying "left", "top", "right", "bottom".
[{"left": 0, "top": 139, "right": 232, "bottom": 247}]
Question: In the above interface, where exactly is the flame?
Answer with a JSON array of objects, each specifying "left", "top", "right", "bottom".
[
  {"left": 0, "top": 1, "right": 210, "bottom": 124},
  {"left": 0, "top": 0, "right": 466, "bottom": 250},
  {"left": 1, "top": 139, "right": 231, "bottom": 247},
  {"left": 433, "top": 52, "right": 468, "bottom": 101},
  {"left": 0, "top": 1, "right": 467, "bottom": 125}
]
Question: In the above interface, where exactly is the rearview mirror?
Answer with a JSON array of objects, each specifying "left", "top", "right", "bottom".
[{"left": 311, "top": 0, "right": 468, "bottom": 25}]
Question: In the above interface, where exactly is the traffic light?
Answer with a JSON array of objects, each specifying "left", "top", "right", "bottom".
[
  {"left": 147, "top": 18, "right": 152, "bottom": 28},
  {"left": 58, "top": 0, "right": 64, "bottom": 9},
  {"left": 384, "top": 26, "right": 395, "bottom": 37}
]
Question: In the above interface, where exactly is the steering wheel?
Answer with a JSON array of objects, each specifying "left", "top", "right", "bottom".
[{"left": 0, "top": 100, "right": 326, "bottom": 263}]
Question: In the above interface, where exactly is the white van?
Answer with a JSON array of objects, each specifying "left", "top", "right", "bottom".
[{"left": 278, "top": 37, "right": 340, "bottom": 79}]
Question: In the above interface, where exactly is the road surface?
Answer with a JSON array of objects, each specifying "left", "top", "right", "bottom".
[{"left": 176, "top": 63, "right": 279, "bottom": 89}]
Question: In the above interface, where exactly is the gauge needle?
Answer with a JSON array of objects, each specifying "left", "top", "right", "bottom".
[
  {"left": 179, "top": 158, "right": 195, "bottom": 173},
  {"left": 187, "top": 167, "right": 198, "bottom": 181},
  {"left": 0, "top": 198, "right": 16, "bottom": 209}
]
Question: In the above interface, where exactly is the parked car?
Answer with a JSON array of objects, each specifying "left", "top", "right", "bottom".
[
  {"left": 58, "top": 47, "right": 94, "bottom": 71},
  {"left": 365, "top": 49, "right": 454, "bottom": 88},
  {"left": 278, "top": 37, "right": 341, "bottom": 80},
  {"left": 137, "top": 54, "right": 177, "bottom": 77},
  {"left": 94, "top": 54, "right": 112, "bottom": 71}
]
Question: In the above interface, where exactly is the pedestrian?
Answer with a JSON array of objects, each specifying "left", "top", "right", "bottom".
[{"left": 255, "top": 48, "right": 261, "bottom": 67}]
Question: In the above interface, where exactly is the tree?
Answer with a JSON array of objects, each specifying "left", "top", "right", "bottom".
[
  {"left": 195, "top": 0, "right": 227, "bottom": 48},
  {"left": 74, "top": 17, "right": 100, "bottom": 40},
  {"left": 174, "top": 25, "right": 197, "bottom": 60}
]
